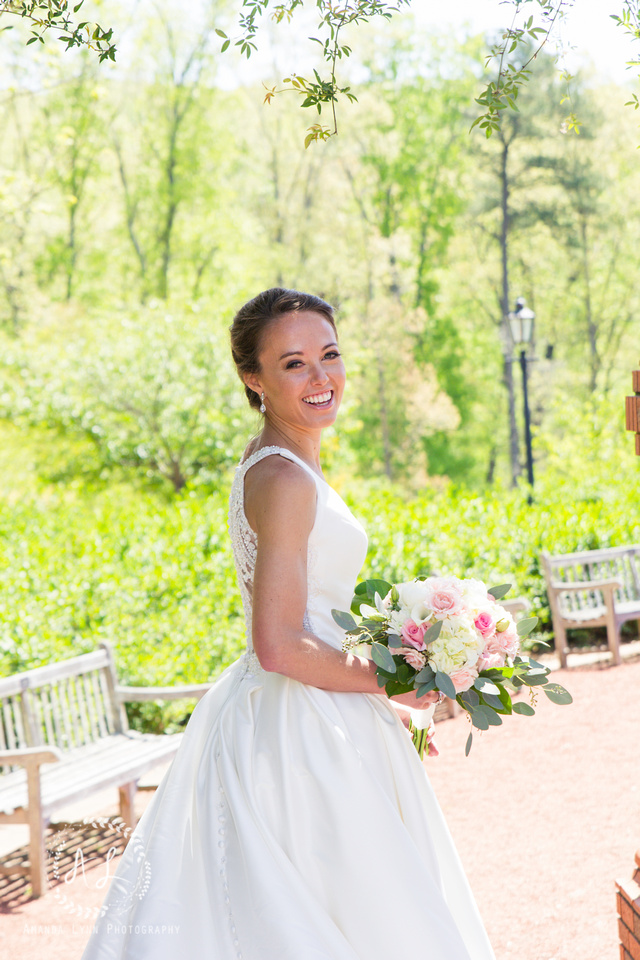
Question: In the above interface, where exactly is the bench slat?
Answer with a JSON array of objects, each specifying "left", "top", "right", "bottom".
[
  {"left": 0, "top": 733, "right": 182, "bottom": 818},
  {"left": 2, "top": 700, "right": 19, "bottom": 751},
  {"left": 0, "top": 649, "right": 111, "bottom": 698},
  {"left": 90, "top": 671, "right": 110, "bottom": 739},
  {"left": 71, "top": 675, "right": 91, "bottom": 746},
  {"left": 81, "top": 672, "right": 100, "bottom": 741}
]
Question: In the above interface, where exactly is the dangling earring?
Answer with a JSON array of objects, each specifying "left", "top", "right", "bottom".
[{"left": 260, "top": 392, "right": 266, "bottom": 414}]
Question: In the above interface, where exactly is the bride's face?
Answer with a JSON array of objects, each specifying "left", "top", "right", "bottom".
[{"left": 246, "top": 310, "right": 345, "bottom": 430}]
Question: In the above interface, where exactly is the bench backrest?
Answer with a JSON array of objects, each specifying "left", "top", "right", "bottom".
[
  {"left": 0, "top": 644, "right": 126, "bottom": 761},
  {"left": 541, "top": 546, "right": 640, "bottom": 614}
]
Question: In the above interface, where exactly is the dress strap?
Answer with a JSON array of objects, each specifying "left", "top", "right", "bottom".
[{"left": 238, "top": 445, "right": 325, "bottom": 485}]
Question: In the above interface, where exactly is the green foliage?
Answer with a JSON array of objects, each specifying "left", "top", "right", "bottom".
[
  {"left": 3, "top": 0, "right": 116, "bottom": 60},
  {"left": 0, "top": 427, "right": 636, "bottom": 732},
  {"left": 342, "top": 463, "right": 640, "bottom": 643},
  {"left": 0, "top": 305, "right": 254, "bottom": 490},
  {"left": 220, "top": 0, "right": 409, "bottom": 141},
  {"left": 0, "top": 480, "right": 247, "bottom": 731}
]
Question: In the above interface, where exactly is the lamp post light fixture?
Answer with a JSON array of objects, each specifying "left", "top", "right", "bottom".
[{"left": 507, "top": 297, "right": 536, "bottom": 490}]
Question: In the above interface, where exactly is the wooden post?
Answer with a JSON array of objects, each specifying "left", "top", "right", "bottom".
[{"left": 626, "top": 366, "right": 640, "bottom": 455}]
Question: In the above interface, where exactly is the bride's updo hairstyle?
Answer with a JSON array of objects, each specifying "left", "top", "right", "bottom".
[{"left": 230, "top": 287, "right": 336, "bottom": 411}]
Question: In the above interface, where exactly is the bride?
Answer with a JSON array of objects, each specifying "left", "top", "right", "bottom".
[{"left": 82, "top": 287, "right": 496, "bottom": 960}]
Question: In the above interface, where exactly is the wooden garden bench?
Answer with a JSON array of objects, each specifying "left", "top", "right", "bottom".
[
  {"left": 541, "top": 546, "right": 640, "bottom": 668},
  {"left": 0, "top": 641, "right": 211, "bottom": 897}
]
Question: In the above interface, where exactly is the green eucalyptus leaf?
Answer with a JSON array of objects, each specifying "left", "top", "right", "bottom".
[
  {"left": 543, "top": 683, "right": 573, "bottom": 705},
  {"left": 331, "top": 608, "right": 357, "bottom": 631},
  {"left": 488, "top": 583, "right": 511, "bottom": 600},
  {"left": 474, "top": 677, "right": 500, "bottom": 696},
  {"left": 477, "top": 705, "right": 503, "bottom": 726},
  {"left": 416, "top": 678, "right": 437, "bottom": 696},
  {"left": 387, "top": 633, "right": 402, "bottom": 648},
  {"left": 469, "top": 708, "right": 489, "bottom": 731},
  {"left": 465, "top": 731, "right": 473, "bottom": 756},
  {"left": 512, "top": 701, "right": 535, "bottom": 716},
  {"left": 516, "top": 617, "right": 538, "bottom": 638},
  {"left": 414, "top": 664, "right": 435, "bottom": 683},
  {"left": 518, "top": 655, "right": 547, "bottom": 670},
  {"left": 371, "top": 641, "right": 396, "bottom": 674},
  {"left": 424, "top": 620, "right": 443, "bottom": 644},
  {"left": 459, "top": 688, "right": 480, "bottom": 709},
  {"left": 481, "top": 692, "right": 504, "bottom": 711},
  {"left": 520, "top": 673, "right": 548, "bottom": 687},
  {"left": 435, "top": 671, "right": 456, "bottom": 700}
]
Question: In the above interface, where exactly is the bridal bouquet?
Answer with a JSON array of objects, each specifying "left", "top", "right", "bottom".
[{"left": 332, "top": 576, "right": 572, "bottom": 757}]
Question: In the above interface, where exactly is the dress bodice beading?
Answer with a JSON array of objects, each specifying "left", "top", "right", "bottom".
[{"left": 228, "top": 445, "right": 368, "bottom": 677}]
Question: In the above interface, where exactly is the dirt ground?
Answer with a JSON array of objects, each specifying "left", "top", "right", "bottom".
[
  {"left": 427, "top": 658, "right": 640, "bottom": 960},
  {"left": 1, "top": 657, "right": 639, "bottom": 960}
]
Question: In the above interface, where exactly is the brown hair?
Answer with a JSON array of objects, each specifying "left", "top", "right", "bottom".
[{"left": 229, "top": 287, "right": 336, "bottom": 411}]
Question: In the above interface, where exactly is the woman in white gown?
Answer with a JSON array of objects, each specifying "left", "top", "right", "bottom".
[{"left": 82, "top": 288, "right": 496, "bottom": 960}]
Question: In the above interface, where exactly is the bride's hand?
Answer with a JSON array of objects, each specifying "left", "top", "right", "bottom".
[{"left": 389, "top": 689, "right": 441, "bottom": 709}]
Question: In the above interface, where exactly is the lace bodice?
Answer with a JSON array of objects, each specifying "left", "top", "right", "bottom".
[{"left": 228, "top": 445, "right": 368, "bottom": 676}]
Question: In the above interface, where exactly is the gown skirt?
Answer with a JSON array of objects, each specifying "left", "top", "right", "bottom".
[{"left": 81, "top": 445, "right": 496, "bottom": 960}]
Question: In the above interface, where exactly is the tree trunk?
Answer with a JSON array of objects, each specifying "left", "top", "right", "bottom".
[
  {"left": 498, "top": 135, "right": 521, "bottom": 487},
  {"left": 580, "top": 216, "right": 599, "bottom": 394},
  {"left": 66, "top": 201, "right": 77, "bottom": 301},
  {"left": 376, "top": 348, "right": 393, "bottom": 480}
]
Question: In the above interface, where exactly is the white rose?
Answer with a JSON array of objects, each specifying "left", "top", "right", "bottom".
[
  {"left": 459, "top": 577, "right": 490, "bottom": 613},
  {"left": 396, "top": 580, "right": 430, "bottom": 610}
]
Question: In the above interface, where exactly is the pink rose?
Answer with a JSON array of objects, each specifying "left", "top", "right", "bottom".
[
  {"left": 401, "top": 648, "right": 428, "bottom": 671},
  {"left": 449, "top": 667, "right": 478, "bottom": 694},
  {"left": 401, "top": 619, "right": 427, "bottom": 650},
  {"left": 483, "top": 627, "right": 519, "bottom": 661},
  {"left": 425, "top": 578, "right": 464, "bottom": 619},
  {"left": 498, "top": 625, "right": 519, "bottom": 659},
  {"left": 477, "top": 650, "right": 506, "bottom": 671},
  {"left": 474, "top": 611, "right": 496, "bottom": 638}
]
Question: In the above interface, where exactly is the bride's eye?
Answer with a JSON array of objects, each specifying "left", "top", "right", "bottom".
[
  {"left": 285, "top": 360, "right": 303, "bottom": 369},
  {"left": 324, "top": 351, "right": 341, "bottom": 360}
]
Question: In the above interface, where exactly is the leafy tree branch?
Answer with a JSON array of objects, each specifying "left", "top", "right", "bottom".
[{"left": 0, "top": 0, "right": 116, "bottom": 60}]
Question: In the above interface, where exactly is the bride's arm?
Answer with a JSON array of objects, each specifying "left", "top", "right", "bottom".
[{"left": 245, "top": 456, "right": 436, "bottom": 711}]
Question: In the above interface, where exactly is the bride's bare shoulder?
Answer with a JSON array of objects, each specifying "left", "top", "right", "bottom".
[{"left": 243, "top": 451, "right": 316, "bottom": 532}]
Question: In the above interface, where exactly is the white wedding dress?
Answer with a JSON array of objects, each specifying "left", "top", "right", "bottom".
[{"left": 82, "top": 446, "right": 496, "bottom": 960}]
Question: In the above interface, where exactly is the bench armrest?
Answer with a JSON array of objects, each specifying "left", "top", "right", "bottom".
[
  {"left": 116, "top": 683, "right": 212, "bottom": 703},
  {"left": 550, "top": 578, "right": 622, "bottom": 593},
  {"left": 0, "top": 745, "right": 62, "bottom": 767}
]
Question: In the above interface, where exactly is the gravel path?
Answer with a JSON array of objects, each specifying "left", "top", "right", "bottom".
[
  {"left": 1, "top": 658, "right": 639, "bottom": 959},
  {"left": 427, "top": 659, "right": 640, "bottom": 960}
]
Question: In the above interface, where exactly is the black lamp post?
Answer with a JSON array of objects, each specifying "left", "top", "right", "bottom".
[{"left": 507, "top": 297, "right": 535, "bottom": 489}]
